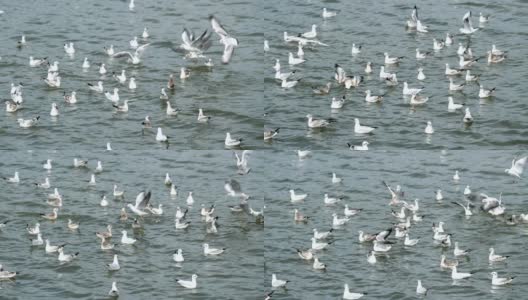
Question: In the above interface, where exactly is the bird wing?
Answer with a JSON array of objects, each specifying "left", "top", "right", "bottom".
[
  {"left": 135, "top": 191, "right": 151, "bottom": 209},
  {"left": 222, "top": 43, "right": 235, "bottom": 64},
  {"left": 209, "top": 15, "right": 229, "bottom": 38},
  {"left": 411, "top": 6, "right": 418, "bottom": 22},
  {"left": 135, "top": 43, "right": 151, "bottom": 57},
  {"left": 112, "top": 51, "right": 134, "bottom": 59},
  {"left": 463, "top": 12, "right": 472, "bottom": 30},
  {"left": 513, "top": 156, "right": 527, "bottom": 174},
  {"left": 181, "top": 29, "right": 193, "bottom": 47}
]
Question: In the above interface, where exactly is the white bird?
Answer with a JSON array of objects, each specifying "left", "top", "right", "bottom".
[
  {"left": 425, "top": 121, "right": 434, "bottom": 134},
  {"left": 367, "top": 251, "right": 376, "bottom": 264},
  {"left": 312, "top": 256, "right": 326, "bottom": 270},
  {"left": 445, "top": 63, "right": 463, "bottom": 76},
  {"left": 104, "top": 45, "right": 115, "bottom": 56},
  {"left": 332, "top": 173, "right": 342, "bottom": 184},
  {"left": 489, "top": 248, "right": 509, "bottom": 262},
  {"left": 82, "top": 57, "right": 90, "bottom": 69},
  {"left": 479, "top": 12, "right": 490, "bottom": 23},
  {"left": 302, "top": 24, "right": 317, "bottom": 39},
  {"left": 121, "top": 230, "right": 136, "bottom": 244},
  {"left": 449, "top": 78, "right": 465, "bottom": 91},
  {"left": 88, "top": 174, "right": 96, "bottom": 186},
  {"left": 365, "top": 62, "right": 373, "bottom": 74},
  {"left": 447, "top": 97, "right": 464, "bottom": 111},
  {"left": 225, "top": 132, "right": 242, "bottom": 147},
  {"left": 310, "top": 237, "right": 332, "bottom": 251},
  {"left": 108, "top": 282, "right": 119, "bottom": 297},
  {"left": 416, "top": 280, "right": 427, "bottom": 295},
  {"left": 295, "top": 248, "right": 313, "bottom": 260},
  {"left": 384, "top": 52, "right": 403, "bottom": 64},
  {"left": 446, "top": 33, "right": 454, "bottom": 45},
  {"left": 463, "top": 108, "right": 473, "bottom": 124},
  {"left": 108, "top": 254, "right": 120, "bottom": 271},
  {"left": 343, "top": 284, "right": 365, "bottom": 299},
  {"left": 403, "top": 82, "right": 423, "bottom": 95},
  {"left": 203, "top": 243, "right": 225, "bottom": 255},
  {"left": 347, "top": 141, "right": 369, "bottom": 151},
  {"left": 129, "top": 36, "right": 139, "bottom": 49},
  {"left": 264, "top": 40, "right": 270, "bottom": 52},
  {"left": 0, "top": 266, "right": 18, "bottom": 280},
  {"left": 464, "top": 185, "right": 472, "bottom": 196},
  {"left": 113, "top": 100, "right": 129, "bottom": 113},
  {"left": 173, "top": 249, "right": 184, "bottom": 263},
  {"left": 128, "top": 77, "right": 137, "bottom": 90},
  {"left": 435, "top": 190, "right": 443, "bottom": 201},
  {"left": 271, "top": 274, "right": 289, "bottom": 288},
  {"left": 290, "top": 189, "right": 307, "bottom": 202},
  {"left": 453, "top": 171, "right": 460, "bottom": 181},
  {"left": 460, "top": 11, "right": 479, "bottom": 34},
  {"left": 433, "top": 38, "right": 445, "bottom": 50},
  {"left": 491, "top": 272, "right": 514, "bottom": 286},
  {"left": 170, "top": 184, "right": 178, "bottom": 197},
  {"left": 453, "top": 201, "right": 473, "bottom": 216},
  {"left": 177, "top": 274, "right": 197, "bottom": 289},
  {"left": 406, "top": 5, "right": 419, "bottom": 28},
  {"left": 344, "top": 205, "right": 361, "bottom": 217},
  {"left": 322, "top": 8, "right": 337, "bottom": 19},
  {"left": 415, "top": 48, "right": 429, "bottom": 59},
  {"left": 100, "top": 195, "right": 109, "bottom": 207},
  {"left": 505, "top": 156, "right": 527, "bottom": 178},
  {"left": 306, "top": 114, "right": 335, "bottom": 128},
  {"left": 417, "top": 68, "right": 426, "bottom": 81},
  {"left": 105, "top": 88, "right": 119, "bottom": 102},
  {"left": 451, "top": 266, "right": 473, "bottom": 279},
  {"left": 454, "top": 242, "right": 471, "bottom": 256},
  {"left": 142, "top": 27, "right": 149, "bottom": 39},
  {"left": 324, "top": 194, "right": 342, "bottom": 205},
  {"left": 88, "top": 81, "right": 104, "bottom": 93},
  {"left": 404, "top": 234, "right": 419, "bottom": 246},
  {"left": 127, "top": 190, "right": 151, "bottom": 216},
  {"left": 58, "top": 246, "right": 79, "bottom": 262},
  {"left": 156, "top": 128, "right": 169, "bottom": 142},
  {"left": 379, "top": 66, "right": 395, "bottom": 80},
  {"left": 288, "top": 52, "right": 305, "bottom": 65},
  {"left": 29, "top": 56, "right": 47, "bottom": 67},
  {"left": 297, "top": 150, "right": 311, "bottom": 159},
  {"left": 64, "top": 42, "right": 75, "bottom": 54},
  {"left": 364, "top": 90, "right": 384, "bottom": 103},
  {"left": 351, "top": 44, "right": 361, "bottom": 55},
  {"left": 31, "top": 233, "right": 44, "bottom": 246},
  {"left": 99, "top": 63, "right": 107, "bottom": 75},
  {"left": 96, "top": 161, "right": 104, "bottom": 172},
  {"left": 68, "top": 219, "right": 79, "bottom": 230},
  {"left": 45, "top": 239, "right": 63, "bottom": 253},
  {"left": 18, "top": 116, "right": 40, "bottom": 128},
  {"left": 332, "top": 213, "right": 349, "bottom": 228},
  {"left": 166, "top": 101, "right": 179, "bottom": 115},
  {"left": 354, "top": 118, "right": 376, "bottom": 134},
  {"left": 281, "top": 78, "right": 300, "bottom": 88},
  {"left": 113, "top": 70, "right": 127, "bottom": 84},
  {"left": 209, "top": 15, "right": 239, "bottom": 64},
  {"left": 416, "top": 20, "right": 428, "bottom": 33},
  {"left": 479, "top": 85, "right": 495, "bottom": 98}
]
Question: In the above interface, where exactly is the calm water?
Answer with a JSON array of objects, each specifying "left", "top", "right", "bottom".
[
  {"left": 263, "top": 0, "right": 528, "bottom": 150},
  {"left": 0, "top": 0, "right": 263, "bottom": 150},
  {"left": 264, "top": 150, "right": 528, "bottom": 299},
  {"left": 0, "top": 150, "right": 263, "bottom": 299}
]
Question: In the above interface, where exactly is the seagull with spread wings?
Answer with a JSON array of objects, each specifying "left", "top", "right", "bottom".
[
  {"left": 209, "top": 15, "right": 238, "bottom": 64},
  {"left": 111, "top": 43, "right": 150, "bottom": 64},
  {"left": 127, "top": 190, "right": 151, "bottom": 216}
]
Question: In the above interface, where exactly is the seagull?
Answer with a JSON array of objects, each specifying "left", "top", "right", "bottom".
[
  {"left": 288, "top": 52, "right": 305, "bottom": 65},
  {"left": 344, "top": 205, "right": 361, "bottom": 216},
  {"left": 203, "top": 243, "right": 225, "bottom": 255},
  {"left": 17, "top": 35, "right": 26, "bottom": 47},
  {"left": 379, "top": 66, "right": 395, "bottom": 80},
  {"left": 105, "top": 88, "right": 119, "bottom": 102},
  {"left": 416, "top": 280, "right": 427, "bottom": 295},
  {"left": 367, "top": 251, "right": 376, "bottom": 264},
  {"left": 31, "top": 233, "right": 44, "bottom": 246},
  {"left": 347, "top": 141, "right": 369, "bottom": 151},
  {"left": 351, "top": 44, "right": 362, "bottom": 55},
  {"left": 433, "top": 39, "right": 445, "bottom": 50},
  {"left": 301, "top": 24, "right": 317, "bottom": 39},
  {"left": 210, "top": 15, "right": 238, "bottom": 64},
  {"left": 96, "top": 225, "right": 112, "bottom": 240},
  {"left": 82, "top": 57, "right": 90, "bottom": 69},
  {"left": 179, "top": 28, "right": 212, "bottom": 58},
  {"left": 324, "top": 194, "right": 342, "bottom": 205},
  {"left": 166, "top": 101, "right": 179, "bottom": 115},
  {"left": 505, "top": 156, "right": 527, "bottom": 178},
  {"left": 104, "top": 45, "right": 115, "bottom": 56},
  {"left": 445, "top": 64, "right": 463, "bottom": 76},
  {"left": 373, "top": 240, "right": 392, "bottom": 252},
  {"left": 281, "top": 78, "right": 300, "bottom": 88},
  {"left": 487, "top": 51, "right": 506, "bottom": 63},
  {"left": 173, "top": 249, "right": 184, "bottom": 262},
  {"left": 271, "top": 274, "right": 289, "bottom": 288},
  {"left": 45, "top": 239, "right": 64, "bottom": 253},
  {"left": 332, "top": 173, "right": 342, "bottom": 184},
  {"left": 479, "top": 85, "right": 495, "bottom": 98},
  {"left": 489, "top": 248, "right": 509, "bottom": 262},
  {"left": 297, "top": 150, "right": 311, "bottom": 159},
  {"left": 403, "top": 82, "right": 423, "bottom": 95},
  {"left": 404, "top": 234, "right": 419, "bottom": 246},
  {"left": 58, "top": 246, "right": 79, "bottom": 262},
  {"left": 108, "top": 282, "right": 119, "bottom": 297},
  {"left": 264, "top": 128, "right": 280, "bottom": 141},
  {"left": 177, "top": 274, "right": 197, "bottom": 289},
  {"left": 64, "top": 42, "right": 75, "bottom": 54},
  {"left": 113, "top": 100, "right": 129, "bottom": 113},
  {"left": 121, "top": 230, "right": 136, "bottom": 244},
  {"left": 452, "top": 201, "right": 473, "bottom": 216},
  {"left": 156, "top": 128, "right": 169, "bottom": 143},
  {"left": 332, "top": 213, "right": 349, "bottom": 228},
  {"left": 451, "top": 266, "right": 473, "bottom": 279},
  {"left": 306, "top": 114, "right": 336, "bottom": 128},
  {"left": 312, "top": 82, "right": 332, "bottom": 95},
  {"left": 264, "top": 40, "right": 270, "bottom": 52},
  {"left": 225, "top": 132, "right": 242, "bottom": 147},
  {"left": 107, "top": 254, "right": 120, "bottom": 271},
  {"left": 41, "top": 208, "right": 58, "bottom": 220},
  {"left": 343, "top": 284, "right": 366, "bottom": 299},
  {"left": 449, "top": 78, "right": 465, "bottom": 91},
  {"left": 88, "top": 81, "right": 104, "bottom": 93},
  {"left": 290, "top": 190, "right": 307, "bottom": 202},
  {"left": 416, "top": 20, "right": 428, "bottom": 33},
  {"left": 294, "top": 209, "right": 309, "bottom": 222},
  {"left": 417, "top": 68, "right": 426, "bottom": 81},
  {"left": 295, "top": 248, "right": 313, "bottom": 260},
  {"left": 364, "top": 90, "right": 384, "bottom": 103},
  {"left": 415, "top": 48, "right": 430, "bottom": 60},
  {"left": 312, "top": 256, "right": 326, "bottom": 270},
  {"left": 275, "top": 69, "right": 296, "bottom": 81},
  {"left": 322, "top": 8, "right": 338, "bottom": 19},
  {"left": 425, "top": 121, "right": 434, "bottom": 134},
  {"left": 491, "top": 272, "right": 514, "bottom": 286},
  {"left": 460, "top": 11, "right": 479, "bottom": 34},
  {"left": 29, "top": 56, "right": 47, "bottom": 67},
  {"left": 384, "top": 53, "right": 403, "bottom": 64},
  {"left": 454, "top": 242, "right": 471, "bottom": 256},
  {"left": 440, "top": 254, "right": 459, "bottom": 269},
  {"left": 406, "top": 5, "right": 419, "bottom": 28},
  {"left": 127, "top": 191, "right": 151, "bottom": 216},
  {"left": 365, "top": 62, "right": 373, "bottom": 74},
  {"left": 354, "top": 118, "right": 376, "bottom": 134},
  {"left": 463, "top": 108, "right": 473, "bottom": 124},
  {"left": 67, "top": 219, "right": 79, "bottom": 230},
  {"left": 0, "top": 266, "right": 18, "bottom": 280}
]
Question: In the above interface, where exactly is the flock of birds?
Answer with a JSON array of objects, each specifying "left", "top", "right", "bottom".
[
  {"left": 264, "top": 5, "right": 509, "bottom": 150},
  {"left": 265, "top": 152, "right": 527, "bottom": 299},
  {"left": 5, "top": 0, "right": 247, "bottom": 149},
  {"left": 0, "top": 150, "right": 264, "bottom": 297}
]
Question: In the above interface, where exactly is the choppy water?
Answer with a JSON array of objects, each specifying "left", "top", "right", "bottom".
[
  {"left": 0, "top": 150, "right": 263, "bottom": 299},
  {"left": 263, "top": 0, "right": 528, "bottom": 150},
  {"left": 0, "top": 0, "right": 263, "bottom": 150},
  {"left": 264, "top": 150, "right": 528, "bottom": 299}
]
